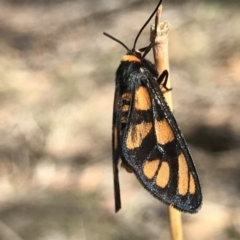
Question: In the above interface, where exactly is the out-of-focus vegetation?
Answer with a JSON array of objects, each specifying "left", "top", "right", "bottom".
[{"left": 0, "top": 0, "right": 240, "bottom": 239}]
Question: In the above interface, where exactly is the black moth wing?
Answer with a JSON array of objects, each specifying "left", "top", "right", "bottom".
[
  {"left": 112, "top": 84, "right": 122, "bottom": 212},
  {"left": 112, "top": 59, "right": 147, "bottom": 212},
  {"left": 119, "top": 58, "right": 202, "bottom": 213}
]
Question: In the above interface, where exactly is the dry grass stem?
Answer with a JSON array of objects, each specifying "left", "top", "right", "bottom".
[{"left": 150, "top": 5, "right": 183, "bottom": 240}]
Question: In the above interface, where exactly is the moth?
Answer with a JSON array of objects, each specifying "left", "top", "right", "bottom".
[{"left": 103, "top": 0, "right": 202, "bottom": 213}]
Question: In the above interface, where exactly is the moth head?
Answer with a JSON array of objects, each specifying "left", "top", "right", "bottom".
[
  {"left": 103, "top": 0, "right": 162, "bottom": 59},
  {"left": 127, "top": 49, "right": 142, "bottom": 59}
]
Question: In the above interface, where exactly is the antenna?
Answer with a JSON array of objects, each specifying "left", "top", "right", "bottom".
[
  {"left": 103, "top": 32, "right": 130, "bottom": 51},
  {"left": 133, "top": 0, "right": 162, "bottom": 49}
]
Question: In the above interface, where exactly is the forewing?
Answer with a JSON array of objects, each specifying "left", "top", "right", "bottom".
[
  {"left": 122, "top": 71, "right": 202, "bottom": 213},
  {"left": 112, "top": 88, "right": 121, "bottom": 212},
  {"left": 150, "top": 76, "right": 202, "bottom": 212}
]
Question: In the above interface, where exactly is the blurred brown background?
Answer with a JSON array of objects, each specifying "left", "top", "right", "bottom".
[{"left": 0, "top": 0, "right": 240, "bottom": 239}]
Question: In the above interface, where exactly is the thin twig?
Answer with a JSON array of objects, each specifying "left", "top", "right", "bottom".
[
  {"left": 150, "top": 5, "right": 183, "bottom": 240},
  {"left": 168, "top": 206, "right": 183, "bottom": 240},
  {"left": 150, "top": 6, "right": 172, "bottom": 108}
]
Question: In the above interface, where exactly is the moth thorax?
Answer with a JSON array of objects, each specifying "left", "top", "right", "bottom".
[{"left": 121, "top": 54, "right": 141, "bottom": 63}]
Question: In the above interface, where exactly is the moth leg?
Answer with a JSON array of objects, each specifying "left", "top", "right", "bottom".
[
  {"left": 157, "top": 70, "right": 172, "bottom": 93},
  {"left": 121, "top": 161, "right": 133, "bottom": 173},
  {"left": 141, "top": 42, "right": 154, "bottom": 58}
]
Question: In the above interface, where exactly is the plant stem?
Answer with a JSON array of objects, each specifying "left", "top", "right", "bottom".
[{"left": 150, "top": 5, "right": 183, "bottom": 240}]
